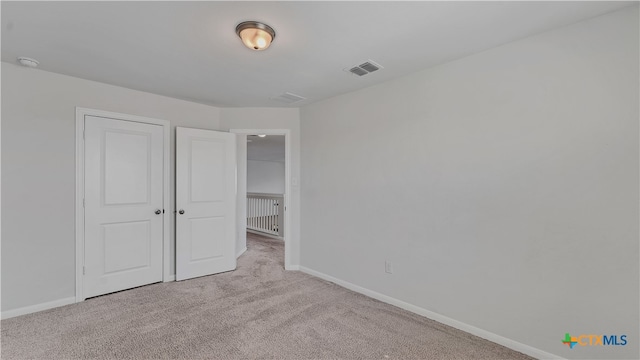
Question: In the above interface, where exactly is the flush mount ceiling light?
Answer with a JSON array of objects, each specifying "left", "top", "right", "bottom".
[
  {"left": 17, "top": 56, "right": 39, "bottom": 68},
  {"left": 236, "top": 21, "right": 276, "bottom": 51}
]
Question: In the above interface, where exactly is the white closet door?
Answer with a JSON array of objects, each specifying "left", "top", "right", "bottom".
[
  {"left": 84, "top": 116, "right": 164, "bottom": 298},
  {"left": 176, "top": 127, "right": 236, "bottom": 281}
]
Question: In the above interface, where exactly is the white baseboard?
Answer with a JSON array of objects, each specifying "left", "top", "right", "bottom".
[
  {"left": 1, "top": 297, "right": 76, "bottom": 320},
  {"left": 164, "top": 274, "right": 176, "bottom": 282},
  {"left": 236, "top": 247, "right": 247, "bottom": 258},
  {"left": 247, "top": 229, "right": 283, "bottom": 241},
  {"left": 298, "top": 266, "right": 563, "bottom": 360},
  {"left": 285, "top": 264, "right": 300, "bottom": 271}
]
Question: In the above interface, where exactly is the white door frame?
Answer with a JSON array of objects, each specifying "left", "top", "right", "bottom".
[
  {"left": 230, "top": 129, "right": 292, "bottom": 270},
  {"left": 75, "top": 107, "right": 171, "bottom": 303}
]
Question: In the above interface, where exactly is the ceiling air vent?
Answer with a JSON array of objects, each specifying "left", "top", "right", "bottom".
[
  {"left": 349, "top": 67, "right": 368, "bottom": 76},
  {"left": 359, "top": 62, "right": 380, "bottom": 73},
  {"left": 345, "top": 60, "right": 384, "bottom": 77},
  {"left": 271, "top": 92, "right": 306, "bottom": 104}
]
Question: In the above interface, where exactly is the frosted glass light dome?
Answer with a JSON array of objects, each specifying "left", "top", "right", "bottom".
[{"left": 236, "top": 21, "right": 276, "bottom": 51}]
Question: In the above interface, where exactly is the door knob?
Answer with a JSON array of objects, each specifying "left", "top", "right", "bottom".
[
  {"left": 179, "top": 209, "right": 185, "bottom": 215},
  {"left": 155, "top": 209, "right": 162, "bottom": 215}
]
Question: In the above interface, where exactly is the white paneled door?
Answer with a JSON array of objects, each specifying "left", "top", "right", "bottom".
[
  {"left": 176, "top": 127, "right": 236, "bottom": 281},
  {"left": 83, "top": 116, "right": 164, "bottom": 298}
]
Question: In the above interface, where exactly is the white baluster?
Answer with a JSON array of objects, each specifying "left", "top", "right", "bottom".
[
  {"left": 270, "top": 200, "right": 274, "bottom": 233},
  {"left": 260, "top": 198, "right": 264, "bottom": 231}
]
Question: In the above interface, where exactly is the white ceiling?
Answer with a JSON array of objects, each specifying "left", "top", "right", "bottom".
[
  {"left": 247, "top": 135, "right": 285, "bottom": 162},
  {"left": 1, "top": 1, "right": 634, "bottom": 107}
]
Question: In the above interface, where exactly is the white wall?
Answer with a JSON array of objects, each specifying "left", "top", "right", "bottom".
[
  {"left": 300, "top": 7, "right": 638, "bottom": 360},
  {"left": 220, "top": 108, "right": 301, "bottom": 267},
  {"left": 1, "top": 63, "right": 222, "bottom": 312},
  {"left": 247, "top": 160, "right": 285, "bottom": 194},
  {"left": 235, "top": 134, "right": 248, "bottom": 257}
]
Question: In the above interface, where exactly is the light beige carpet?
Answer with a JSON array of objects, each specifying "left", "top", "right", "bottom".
[{"left": 1, "top": 233, "right": 533, "bottom": 359}]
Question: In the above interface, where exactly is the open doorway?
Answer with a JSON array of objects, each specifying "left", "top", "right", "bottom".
[
  {"left": 246, "top": 135, "right": 285, "bottom": 240},
  {"left": 230, "top": 129, "right": 292, "bottom": 270}
]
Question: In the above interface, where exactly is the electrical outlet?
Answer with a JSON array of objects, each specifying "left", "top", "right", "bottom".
[{"left": 385, "top": 260, "right": 393, "bottom": 274}]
